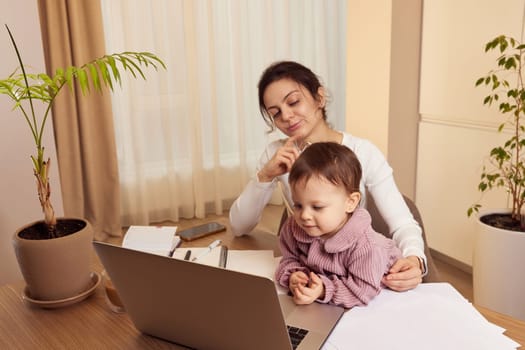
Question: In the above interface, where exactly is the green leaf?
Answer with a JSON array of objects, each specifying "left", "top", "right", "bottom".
[
  {"left": 65, "top": 67, "right": 75, "bottom": 91},
  {"left": 97, "top": 60, "right": 113, "bottom": 90},
  {"left": 107, "top": 56, "right": 121, "bottom": 85},
  {"left": 505, "top": 57, "right": 516, "bottom": 69},
  {"left": 77, "top": 69, "right": 89, "bottom": 94},
  {"left": 87, "top": 63, "right": 100, "bottom": 91}
]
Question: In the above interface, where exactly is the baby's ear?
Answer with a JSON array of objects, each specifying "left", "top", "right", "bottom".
[{"left": 346, "top": 192, "right": 361, "bottom": 213}]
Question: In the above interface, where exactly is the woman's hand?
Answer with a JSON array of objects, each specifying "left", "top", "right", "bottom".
[
  {"left": 290, "top": 272, "right": 324, "bottom": 305},
  {"left": 382, "top": 256, "right": 423, "bottom": 292},
  {"left": 257, "top": 136, "right": 301, "bottom": 182}
]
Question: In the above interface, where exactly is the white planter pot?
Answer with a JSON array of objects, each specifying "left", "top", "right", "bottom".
[{"left": 473, "top": 209, "right": 525, "bottom": 321}]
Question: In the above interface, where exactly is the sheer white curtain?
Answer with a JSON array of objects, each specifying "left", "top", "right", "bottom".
[{"left": 100, "top": 0, "right": 347, "bottom": 226}]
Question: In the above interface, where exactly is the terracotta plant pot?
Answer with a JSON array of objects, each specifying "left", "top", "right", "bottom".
[{"left": 12, "top": 218, "right": 93, "bottom": 301}]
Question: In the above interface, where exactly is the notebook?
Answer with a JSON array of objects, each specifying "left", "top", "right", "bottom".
[{"left": 93, "top": 241, "right": 345, "bottom": 350}]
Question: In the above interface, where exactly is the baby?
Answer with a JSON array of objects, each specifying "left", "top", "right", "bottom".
[{"left": 275, "top": 142, "right": 402, "bottom": 308}]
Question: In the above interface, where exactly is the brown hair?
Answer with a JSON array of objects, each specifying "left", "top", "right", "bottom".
[
  {"left": 289, "top": 142, "right": 362, "bottom": 195},
  {"left": 257, "top": 61, "right": 327, "bottom": 131}
]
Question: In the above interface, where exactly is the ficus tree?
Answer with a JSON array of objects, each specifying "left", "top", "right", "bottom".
[{"left": 469, "top": 34, "right": 525, "bottom": 230}]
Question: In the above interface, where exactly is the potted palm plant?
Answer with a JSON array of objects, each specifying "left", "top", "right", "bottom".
[
  {"left": 468, "top": 34, "right": 525, "bottom": 321},
  {"left": 1, "top": 24, "right": 165, "bottom": 306}
]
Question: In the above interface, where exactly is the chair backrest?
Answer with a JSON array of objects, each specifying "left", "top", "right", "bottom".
[
  {"left": 364, "top": 193, "right": 440, "bottom": 283},
  {"left": 277, "top": 194, "right": 440, "bottom": 283}
]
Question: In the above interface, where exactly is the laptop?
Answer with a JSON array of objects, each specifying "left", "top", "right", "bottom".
[{"left": 93, "top": 241, "right": 345, "bottom": 350}]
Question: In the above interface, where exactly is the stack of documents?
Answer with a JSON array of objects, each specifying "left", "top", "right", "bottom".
[
  {"left": 322, "top": 283, "right": 520, "bottom": 350},
  {"left": 122, "top": 226, "right": 279, "bottom": 281},
  {"left": 122, "top": 225, "right": 178, "bottom": 256}
]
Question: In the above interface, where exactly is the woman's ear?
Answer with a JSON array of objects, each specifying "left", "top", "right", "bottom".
[
  {"left": 317, "top": 87, "right": 326, "bottom": 108},
  {"left": 346, "top": 192, "right": 361, "bottom": 213}
]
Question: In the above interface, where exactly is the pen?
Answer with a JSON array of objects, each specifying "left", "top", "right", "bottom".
[
  {"left": 167, "top": 236, "right": 182, "bottom": 257},
  {"left": 191, "top": 239, "right": 221, "bottom": 262},
  {"left": 184, "top": 250, "right": 191, "bottom": 261},
  {"left": 219, "top": 245, "right": 228, "bottom": 268}
]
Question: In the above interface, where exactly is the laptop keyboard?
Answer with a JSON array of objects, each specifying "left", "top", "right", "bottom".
[{"left": 287, "top": 325, "right": 309, "bottom": 349}]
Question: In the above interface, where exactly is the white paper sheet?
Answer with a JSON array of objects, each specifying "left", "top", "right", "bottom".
[
  {"left": 323, "top": 283, "right": 520, "bottom": 350},
  {"left": 172, "top": 247, "right": 222, "bottom": 266},
  {"left": 227, "top": 250, "right": 276, "bottom": 278},
  {"left": 172, "top": 248, "right": 278, "bottom": 280}
]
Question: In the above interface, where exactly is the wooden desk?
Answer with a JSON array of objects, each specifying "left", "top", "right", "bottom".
[
  {"left": 0, "top": 227, "right": 279, "bottom": 350},
  {"left": 0, "top": 225, "right": 524, "bottom": 349},
  {"left": 476, "top": 305, "right": 525, "bottom": 348}
]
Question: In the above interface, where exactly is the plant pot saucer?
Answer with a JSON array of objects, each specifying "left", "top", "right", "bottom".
[{"left": 22, "top": 271, "right": 100, "bottom": 309}]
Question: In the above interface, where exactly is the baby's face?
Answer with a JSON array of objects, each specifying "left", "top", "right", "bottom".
[{"left": 291, "top": 176, "right": 354, "bottom": 238}]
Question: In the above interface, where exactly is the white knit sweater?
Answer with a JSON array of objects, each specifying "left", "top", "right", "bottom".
[{"left": 229, "top": 132, "right": 426, "bottom": 261}]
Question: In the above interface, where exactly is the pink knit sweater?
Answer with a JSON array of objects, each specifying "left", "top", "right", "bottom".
[{"left": 275, "top": 208, "right": 402, "bottom": 308}]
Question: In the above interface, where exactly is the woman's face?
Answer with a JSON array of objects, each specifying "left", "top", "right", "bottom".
[{"left": 263, "top": 78, "right": 325, "bottom": 141}]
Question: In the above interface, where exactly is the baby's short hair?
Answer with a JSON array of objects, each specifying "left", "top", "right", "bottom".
[{"left": 289, "top": 142, "right": 362, "bottom": 194}]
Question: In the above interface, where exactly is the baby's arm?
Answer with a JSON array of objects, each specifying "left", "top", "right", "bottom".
[
  {"left": 274, "top": 219, "right": 310, "bottom": 288},
  {"left": 319, "top": 250, "right": 392, "bottom": 308}
]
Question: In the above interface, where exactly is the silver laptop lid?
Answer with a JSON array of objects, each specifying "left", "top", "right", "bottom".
[
  {"left": 94, "top": 241, "right": 344, "bottom": 350},
  {"left": 94, "top": 241, "right": 293, "bottom": 349}
]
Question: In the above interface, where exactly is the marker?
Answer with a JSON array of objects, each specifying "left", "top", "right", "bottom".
[
  {"left": 167, "top": 236, "right": 182, "bottom": 257},
  {"left": 191, "top": 239, "right": 221, "bottom": 262},
  {"left": 184, "top": 250, "right": 192, "bottom": 261}
]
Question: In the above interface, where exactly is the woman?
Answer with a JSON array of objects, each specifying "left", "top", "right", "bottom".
[{"left": 229, "top": 61, "right": 426, "bottom": 291}]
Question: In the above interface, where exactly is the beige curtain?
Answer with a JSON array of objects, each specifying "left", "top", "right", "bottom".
[
  {"left": 100, "top": 0, "right": 348, "bottom": 226},
  {"left": 37, "top": 0, "right": 121, "bottom": 239}
]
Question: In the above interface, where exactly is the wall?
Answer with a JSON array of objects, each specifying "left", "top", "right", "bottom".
[
  {"left": 346, "top": 0, "right": 392, "bottom": 156},
  {"left": 417, "top": 0, "right": 524, "bottom": 266},
  {"left": 0, "top": 1, "right": 63, "bottom": 285},
  {"left": 346, "top": 0, "right": 421, "bottom": 199},
  {"left": 346, "top": 0, "right": 524, "bottom": 267}
]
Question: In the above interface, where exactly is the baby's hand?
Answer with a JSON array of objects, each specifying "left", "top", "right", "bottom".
[
  {"left": 289, "top": 271, "right": 309, "bottom": 290},
  {"left": 291, "top": 272, "right": 324, "bottom": 305}
]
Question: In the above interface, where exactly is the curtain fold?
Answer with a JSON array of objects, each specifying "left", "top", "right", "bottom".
[{"left": 37, "top": 0, "right": 121, "bottom": 239}]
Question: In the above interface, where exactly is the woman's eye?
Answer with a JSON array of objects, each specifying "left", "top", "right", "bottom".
[
  {"left": 288, "top": 99, "right": 299, "bottom": 106},
  {"left": 272, "top": 111, "right": 281, "bottom": 119}
]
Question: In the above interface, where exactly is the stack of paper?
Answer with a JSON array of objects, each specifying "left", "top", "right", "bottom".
[
  {"left": 122, "top": 225, "right": 177, "bottom": 256},
  {"left": 322, "top": 283, "right": 520, "bottom": 350}
]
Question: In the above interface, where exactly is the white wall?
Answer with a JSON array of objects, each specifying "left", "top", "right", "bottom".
[
  {"left": 418, "top": 0, "right": 524, "bottom": 265},
  {"left": 0, "top": 1, "right": 63, "bottom": 285}
]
